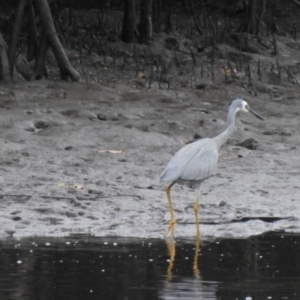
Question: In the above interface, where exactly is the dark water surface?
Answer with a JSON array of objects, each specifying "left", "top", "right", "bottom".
[{"left": 0, "top": 232, "right": 299, "bottom": 300}]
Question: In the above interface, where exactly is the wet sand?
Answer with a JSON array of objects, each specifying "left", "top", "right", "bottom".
[{"left": 0, "top": 72, "right": 299, "bottom": 240}]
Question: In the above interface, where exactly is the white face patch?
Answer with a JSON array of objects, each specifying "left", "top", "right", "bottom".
[{"left": 242, "top": 101, "right": 249, "bottom": 112}]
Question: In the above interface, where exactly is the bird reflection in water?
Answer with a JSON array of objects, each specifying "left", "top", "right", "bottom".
[
  {"left": 165, "top": 236, "right": 201, "bottom": 281},
  {"left": 161, "top": 237, "right": 218, "bottom": 300}
]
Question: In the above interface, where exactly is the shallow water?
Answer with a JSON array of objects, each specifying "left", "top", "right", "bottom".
[{"left": 0, "top": 232, "right": 299, "bottom": 300}]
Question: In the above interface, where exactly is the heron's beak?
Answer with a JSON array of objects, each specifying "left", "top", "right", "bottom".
[{"left": 248, "top": 108, "right": 263, "bottom": 120}]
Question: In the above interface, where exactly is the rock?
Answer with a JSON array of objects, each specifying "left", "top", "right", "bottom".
[
  {"left": 236, "top": 138, "right": 259, "bottom": 150},
  {"left": 34, "top": 120, "right": 49, "bottom": 129},
  {"left": 97, "top": 114, "right": 107, "bottom": 121},
  {"left": 165, "top": 37, "right": 180, "bottom": 51}
]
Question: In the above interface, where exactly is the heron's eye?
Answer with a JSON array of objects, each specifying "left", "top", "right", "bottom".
[{"left": 245, "top": 105, "right": 249, "bottom": 110}]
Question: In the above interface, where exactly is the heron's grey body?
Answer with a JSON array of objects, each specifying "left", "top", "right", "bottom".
[
  {"left": 160, "top": 137, "right": 218, "bottom": 187},
  {"left": 160, "top": 99, "right": 263, "bottom": 238}
]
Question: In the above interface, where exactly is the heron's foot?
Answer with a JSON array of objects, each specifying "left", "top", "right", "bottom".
[{"left": 165, "top": 220, "right": 176, "bottom": 237}]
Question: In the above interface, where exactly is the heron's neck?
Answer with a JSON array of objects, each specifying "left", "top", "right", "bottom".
[{"left": 214, "top": 108, "right": 237, "bottom": 150}]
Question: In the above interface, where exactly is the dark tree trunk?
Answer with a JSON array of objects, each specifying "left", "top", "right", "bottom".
[
  {"left": 190, "top": 0, "right": 203, "bottom": 36},
  {"left": 30, "top": 29, "right": 48, "bottom": 80},
  {"left": 121, "top": 0, "right": 136, "bottom": 43},
  {"left": 257, "top": 0, "right": 266, "bottom": 35},
  {"left": 182, "top": 0, "right": 188, "bottom": 10},
  {"left": 139, "top": 0, "right": 152, "bottom": 45},
  {"left": 152, "top": 0, "right": 161, "bottom": 33},
  {"left": 34, "top": 0, "right": 80, "bottom": 81},
  {"left": 27, "top": 0, "right": 47, "bottom": 79},
  {"left": 249, "top": 0, "right": 257, "bottom": 34},
  {"left": 0, "top": 32, "right": 10, "bottom": 81},
  {"left": 165, "top": 0, "right": 175, "bottom": 33},
  {"left": 8, "top": 0, "right": 28, "bottom": 79},
  {"left": 26, "top": 0, "right": 38, "bottom": 62}
]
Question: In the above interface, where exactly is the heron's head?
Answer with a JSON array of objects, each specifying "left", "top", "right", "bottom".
[{"left": 230, "top": 99, "right": 263, "bottom": 120}]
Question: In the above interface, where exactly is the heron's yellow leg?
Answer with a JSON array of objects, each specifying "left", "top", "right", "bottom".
[
  {"left": 193, "top": 190, "right": 201, "bottom": 240},
  {"left": 165, "top": 184, "right": 176, "bottom": 237}
]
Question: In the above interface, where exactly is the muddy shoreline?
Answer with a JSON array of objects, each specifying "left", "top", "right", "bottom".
[{"left": 0, "top": 77, "right": 299, "bottom": 240}]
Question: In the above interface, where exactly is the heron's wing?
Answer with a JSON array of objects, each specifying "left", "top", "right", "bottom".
[{"left": 160, "top": 138, "right": 219, "bottom": 183}]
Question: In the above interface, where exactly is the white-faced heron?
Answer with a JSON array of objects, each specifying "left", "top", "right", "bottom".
[{"left": 160, "top": 99, "right": 263, "bottom": 238}]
